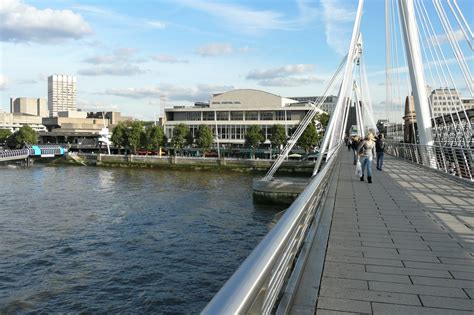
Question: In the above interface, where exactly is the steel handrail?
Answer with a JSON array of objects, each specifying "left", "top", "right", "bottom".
[
  {"left": 385, "top": 141, "right": 473, "bottom": 181},
  {"left": 202, "top": 146, "right": 341, "bottom": 314}
]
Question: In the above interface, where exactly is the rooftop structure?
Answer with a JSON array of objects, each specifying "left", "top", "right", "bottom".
[{"left": 10, "top": 97, "right": 49, "bottom": 117}]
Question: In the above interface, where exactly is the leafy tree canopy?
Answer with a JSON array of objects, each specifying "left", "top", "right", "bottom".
[
  {"left": 269, "top": 124, "right": 286, "bottom": 148},
  {"left": 196, "top": 125, "right": 213, "bottom": 151},
  {"left": 6, "top": 126, "right": 38, "bottom": 149},
  {"left": 245, "top": 125, "right": 264, "bottom": 148},
  {"left": 0, "top": 129, "right": 12, "bottom": 144},
  {"left": 172, "top": 123, "right": 189, "bottom": 150},
  {"left": 298, "top": 121, "right": 320, "bottom": 153}
]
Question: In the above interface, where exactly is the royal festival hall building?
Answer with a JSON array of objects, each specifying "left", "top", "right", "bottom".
[{"left": 163, "top": 89, "right": 334, "bottom": 146}]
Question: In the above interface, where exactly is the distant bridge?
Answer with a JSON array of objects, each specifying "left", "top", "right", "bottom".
[{"left": 0, "top": 145, "right": 66, "bottom": 164}]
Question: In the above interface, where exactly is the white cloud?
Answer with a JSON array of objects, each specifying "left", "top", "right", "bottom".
[
  {"left": 176, "top": 0, "right": 291, "bottom": 34},
  {"left": 77, "top": 100, "right": 119, "bottom": 112},
  {"left": 196, "top": 43, "right": 233, "bottom": 57},
  {"left": 78, "top": 65, "right": 145, "bottom": 76},
  {"left": 151, "top": 55, "right": 188, "bottom": 63},
  {"left": 83, "top": 48, "right": 139, "bottom": 64},
  {"left": 146, "top": 20, "right": 166, "bottom": 29},
  {"left": 105, "top": 84, "right": 234, "bottom": 102},
  {"left": 429, "top": 29, "right": 466, "bottom": 45},
  {"left": 73, "top": 5, "right": 166, "bottom": 30},
  {"left": 0, "top": 0, "right": 92, "bottom": 43},
  {"left": 79, "top": 48, "right": 146, "bottom": 76},
  {"left": 16, "top": 79, "right": 38, "bottom": 85},
  {"left": 0, "top": 75, "right": 8, "bottom": 90},
  {"left": 259, "top": 76, "right": 324, "bottom": 87},
  {"left": 246, "top": 64, "right": 315, "bottom": 80},
  {"left": 320, "top": 0, "right": 356, "bottom": 55}
]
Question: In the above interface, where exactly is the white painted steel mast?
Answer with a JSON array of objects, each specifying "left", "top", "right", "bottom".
[
  {"left": 313, "top": 0, "right": 365, "bottom": 176},
  {"left": 397, "top": 0, "right": 434, "bottom": 146}
]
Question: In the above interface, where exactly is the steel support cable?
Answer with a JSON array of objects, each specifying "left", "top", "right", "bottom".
[
  {"left": 396, "top": 0, "right": 419, "bottom": 144},
  {"left": 262, "top": 55, "right": 347, "bottom": 181},
  {"left": 433, "top": 0, "right": 473, "bottom": 96},
  {"left": 360, "top": 52, "right": 378, "bottom": 131},
  {"left": 386, "top": 0, "right": 393, "bottom": 122},
  {"left": 420, "top": 0, "right": 472, "bottom": 134},
  {"left": 447, "top": 0, "right": 473, "bottom": 50},
  {"left": 415, "top": 0, "right": 466, "bottom": 147},
  {"left": 453, "top": 0, "right": 474, "bottom": 39},
  {"left": 392, "top": 0, "right": 407, "bottom": 126}
]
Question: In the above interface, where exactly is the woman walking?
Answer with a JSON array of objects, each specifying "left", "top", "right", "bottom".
[{"left": 358, "top": 132, "right": 376, "bottom": 183}]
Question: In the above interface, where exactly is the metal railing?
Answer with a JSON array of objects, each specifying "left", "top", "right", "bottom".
[
  {"left": 385, "top": 141, "right": 473, "bottom": 181},
  {"left": 202, "top": 146, "right": 341, "bottom": 314},
  {"left": 0, "top": 149, "right": 29, "bottom": 160}
]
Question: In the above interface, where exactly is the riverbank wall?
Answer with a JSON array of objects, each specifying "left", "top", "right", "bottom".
[{"left": 75, "top": 153, "right": 315, "bottom": 175}]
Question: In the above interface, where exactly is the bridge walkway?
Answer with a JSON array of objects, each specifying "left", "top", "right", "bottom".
[{"left": 291, "top": 150, "right": 474, "bottom": 314}]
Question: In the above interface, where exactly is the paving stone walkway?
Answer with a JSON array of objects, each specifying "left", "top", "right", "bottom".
[{"left": 315, "top": 150, "right": 474, "bottom": 314}]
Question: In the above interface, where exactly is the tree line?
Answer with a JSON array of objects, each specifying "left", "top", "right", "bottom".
[
  {"left": 0, "top": 126, "right": 38, "bottom": 149},
  {"left": 111, "top": 112, "right": 330, "bottom": 155}
]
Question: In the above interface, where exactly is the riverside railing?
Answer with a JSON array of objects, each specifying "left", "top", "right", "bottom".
[
  {"left": 385, "top": 141, "right": 473, "bottom": 182},
  {"left": 0, "top": 149, "right": 29, "bottom": 160},
  {"left": 202, "top": 145, "right": 341, "bottom": 315}
]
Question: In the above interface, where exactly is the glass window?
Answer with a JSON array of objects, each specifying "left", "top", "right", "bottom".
[
  {"left": 203, "top": 111, "right": 215, "bottom": 121},
  {"left": 185, "top": 112, "right": 201, "bottom": 121},
  {"left": 260, "top": 111, "right": 274, "bottom": 120},
  {"left": 217, "top": 111, "right": 229, "bottom": 120},
  {"left": 231, "top": 111, "right": 244, "bottom": 120},
  {"left": 245, "top": 111, "right": 258, "bottom": 120},
  {"left": 275, "top": 111, "right": 286, "bottom": 120}
]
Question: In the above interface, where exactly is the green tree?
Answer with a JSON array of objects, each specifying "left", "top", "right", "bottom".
[
  {"left": 147, "top": 125, "right": 165, "bottom": 152},
  {"left": 245, "top": 125, "right": 264, "bottom": 148},
  {"left": 196, "top": 125, "right": 213, "bottom": 152},
  {"left": 126, "top": 121, "right": 143, "bottom": 154},
  {"left": 7, "top": 125, "right": 38, "bottom": 149},
  {"left": 269, "top": 124, "right": 286, "bottom": 150},
  {"left": 0, "top": 129, "right": 12, "bottom": 144},
  {"left": 172, "top": 123, "right": 189, "bottom": 153},
  {"left": 111, "top": 122, "right": 128, "bottom": 154},
  {"left": 316, "top": 112, "right": 330, "bottom": 129},
  {"left": 298, "top": 121, "right": 320, "bottom": 153}
]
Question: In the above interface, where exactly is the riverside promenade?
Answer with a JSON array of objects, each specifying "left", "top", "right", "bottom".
[{"left": 291, "top": 150, "right": 474, "bottom": 314}]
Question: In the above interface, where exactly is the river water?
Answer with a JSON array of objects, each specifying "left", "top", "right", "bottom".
[{"left": 0, "top": 165, "right": 283, "bottom": 313}]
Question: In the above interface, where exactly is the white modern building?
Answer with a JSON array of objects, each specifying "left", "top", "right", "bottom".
[
  {"left": 163, "top": 89, "right": 327, "bottom": 146},
  {"left": 428, "top": 88, "right": 464, "bottom": 117},
  {"left": 0, "top": 109, "right": 47, "bottom": 132},
  {"left": 48, "top": 74, "right": 77, "bottom": 117}
]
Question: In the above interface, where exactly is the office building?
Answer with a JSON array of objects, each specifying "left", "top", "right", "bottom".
[
  {"left": 10, "top": 97, "right": 49, "bottom": 117},
  {"left": 163, "top": 89, "right": 327, "bottom": 146},
  {"left": 48, "top": 74, "right": 77, "bottom": 117}
]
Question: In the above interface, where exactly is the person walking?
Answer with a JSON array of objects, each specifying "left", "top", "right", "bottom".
[
  {"left": 351, "top": 136, "right": 360, "bottom": 165},
  {"left": 358, "top": 132, "right": 376, "bottom": 183},
  {"left": 376, "top": 134, "right": 385, "bottom": 171}
]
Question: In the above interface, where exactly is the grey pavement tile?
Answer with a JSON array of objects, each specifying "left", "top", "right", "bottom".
[
  {"left": 368, "top": 281, "right": 467, "bottom": 298},
  {"left": 372, "top": 302, "right": 473, "bottom": 314},
  {"left": 451, "top": 271, "right": 474, "bottom": 280},
  {"left": 398, "top": 249, "right": 473, "bottom": 259},
  {"left": 403, "top": 261, "right": 474, "bottom": 272},
  {"left": 322, "top": 269, "right": 411, "bottom": 284},
  {"left": 411, "top": 276, "right": 474, "bottom": 288},
  {"left": 362, "top": 251, "right": 441, "bottom": 263},
  {"left": 324, "top": 261, "right": 366, "bottom": 272},
  {"left": 321, "top": 277, "right": 368, "bottom": 290},
  {"left": 465, "top": 288, "right": 474, "bottom": 299},
  {"left": 365, "top": 265, "right": 453, "bottom": 278},
  {"left": 326, "top": 249, "right": 363, "bottom": 258},
  {"left": 324, "top": 255, "right": 404, "bottom": 267},
  {"left": 319, "top": 287, "right": 420, "bottom": 305},
  {"left": 439, "top": 257, "right": 474, "bottom": 266},
  {"left": 420, "top": 295, "right": 474, "bottom": 311},
  {"left": 316, "top": 309, "right": 359, "bottom": 315},
  {"left": 317, "top": 297, "right": 371, "bottom": 314}
]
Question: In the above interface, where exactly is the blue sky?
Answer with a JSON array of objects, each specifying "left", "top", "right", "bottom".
[{"left": 0, "top": 0, "right": 472, "bottom": 120}]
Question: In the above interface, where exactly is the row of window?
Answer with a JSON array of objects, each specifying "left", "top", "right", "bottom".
[
  {"left": 169, "top": 110, "right": 306, "bottom": 122},
  {"left": 166, "top": 124, "right": 295, "bottom": 141}
]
